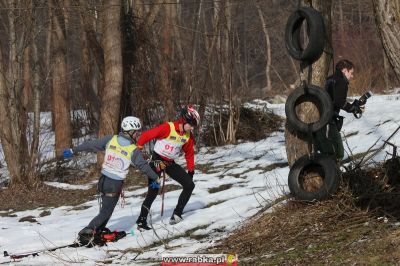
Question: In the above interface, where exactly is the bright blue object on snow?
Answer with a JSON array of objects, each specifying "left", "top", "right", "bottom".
[
  {"left": 63, "top": 149, "right": 73, "bottom": 158},
  {"left": 149, "top": 181, "right": 160, "bottom": 189}
]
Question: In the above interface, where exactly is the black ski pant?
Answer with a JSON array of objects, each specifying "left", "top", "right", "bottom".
[
  {"left": 85, "top": 175, "right": 123, "bottom": 232},
  {"left": 139, "top": 161, "right": 195, "bottom": 218},
  {"left": 315, "top": 120, "right": 344, "bottom": 160}
]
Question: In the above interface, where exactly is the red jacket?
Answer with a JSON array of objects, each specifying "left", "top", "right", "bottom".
[{"left": 137, "top": 120, "right": 195, "bottom": 171}]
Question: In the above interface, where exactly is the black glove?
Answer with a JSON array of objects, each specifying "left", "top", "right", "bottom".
[
  {"left": 353, "top": 105, "right": 362, "bottom": 115},
  {"left": 188, "top": 171, "right": 194, "bottom": 178},
  {"left": 346, "top": 100, "right": 361, "bottom": 115}
]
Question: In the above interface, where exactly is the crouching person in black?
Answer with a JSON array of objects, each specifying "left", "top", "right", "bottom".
[
  {"left": 62, "top": 116, "right": 159, "bottom": 246},
  {"left": 315, "top": 59, "right": 365, "bottom": 161}
]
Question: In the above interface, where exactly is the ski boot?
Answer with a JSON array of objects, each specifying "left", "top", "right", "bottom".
[{"left": 136, "top": 216, "right": 151, "bottom": 231}]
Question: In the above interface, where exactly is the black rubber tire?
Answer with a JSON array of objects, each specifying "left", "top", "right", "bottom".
[
  {"left": 285, "top": 7, "right": 325, "bottom": 65},
  {"left": 288, "top": 154, "right": 341, "bottom": 201},
  {"left": 285, "top": 84, "right": 333, "bottom": 133}
]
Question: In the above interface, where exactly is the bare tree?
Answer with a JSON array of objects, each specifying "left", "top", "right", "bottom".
[
  {"left": 160, "top": 4, "right": 174, "bottom": 121},
  {"left": 256, "top": 3, "right": 272, "bottom": 94},
  {"left": 0, "top": 0, "right": 32, "bottom": 186},
  {"left": 29, "top": 23, "right": 41, "bottom": 182},
  {"left": 98, "top": 0, "right": 123, "bottom": 139},
  {"left": 79, "top": 0, "right": 103, "bottom": 128},
  {"left": 170, "top": 0, "right": 188, "bottom": 103},
  {"left": 373, "top": 0, "right": 400, "bottom": 82},
  {"left": 220, "top": 0, "right": 240, "bottom": 144},
  {"left": 188, "top": 0, "right": 203, "bottom": 99},
  {"left": 50, "top": 0, "right": 72, "bottom": 158}
]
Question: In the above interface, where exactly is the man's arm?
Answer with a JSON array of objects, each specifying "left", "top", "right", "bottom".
[
  {"left": 136, "top": 123, "right": 171, "bottom": 149},
  {"left": 331, "top": 78, "right": 361, "bottom": 114},
  {"left": 131, "top": 149, "right": 159, "bottom": 181},
  {"left": 342, "top": 101, "right": 357, "bottom": 113},
  {"left": 331, "top": 78, "right": 349, "bottom": 111},
  {"left": 73, "top": 135, "right": 113, "bottom": 153}
]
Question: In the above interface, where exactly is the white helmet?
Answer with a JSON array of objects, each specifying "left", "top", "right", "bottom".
[{"left": 121, "top": 116, "right": 141, "bottom": 132}]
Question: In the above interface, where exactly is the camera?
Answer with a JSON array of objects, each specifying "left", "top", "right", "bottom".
[
  {"left": 358, "top": 91, "right": 373, "bottom": 106},
  {"left": 352, "top": 91, "right": 373, "bottom": 118}
]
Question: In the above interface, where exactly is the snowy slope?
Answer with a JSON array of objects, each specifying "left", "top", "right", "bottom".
[{"left": 1, "top": 94, "right": 400, "bottom": 265}]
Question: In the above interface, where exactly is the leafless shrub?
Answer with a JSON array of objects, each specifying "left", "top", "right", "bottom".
[
  {"left": 342, "top": 160, "right": 400, "bottom": 220},
  {"left": 202, "top": 106, "right": 283, "bottom": 146}
]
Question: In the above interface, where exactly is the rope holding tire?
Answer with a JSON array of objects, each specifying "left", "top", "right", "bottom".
[
  {"left": 285, "top": 5, "right": 340, "bottom": 201},
  {"left": 285, "top": 83, "right": 333, "bottom": 133}
]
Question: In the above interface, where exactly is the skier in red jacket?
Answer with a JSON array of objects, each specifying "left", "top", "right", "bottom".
[{"left": 135, "top": 105, "right": 200, "bottom": 229}]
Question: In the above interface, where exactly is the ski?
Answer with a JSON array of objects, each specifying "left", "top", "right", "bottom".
[
  {"left": 3, "top": 230, "right": 129, "bottom": 260},
  {"left": 3, "top": 242, "right": 80, "bottom": 260}
]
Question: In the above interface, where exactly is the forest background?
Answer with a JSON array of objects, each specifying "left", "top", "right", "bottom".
[{"left": 0, "top": 0, "right": 399, "bottom": 188}]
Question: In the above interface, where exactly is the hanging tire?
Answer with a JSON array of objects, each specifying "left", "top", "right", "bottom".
[
  {"left": 285, "top": 84, "right": 333, "bottom": 133},
  {"left": 285, "top": 6, "right": 325, "bottom": 65},
  {"left": 288, "top": 154, "right": 341, "bottom": 201}
]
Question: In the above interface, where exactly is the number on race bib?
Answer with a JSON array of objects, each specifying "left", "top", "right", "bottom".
[{"left": 165, "top": 144, "right": 174, "bottom": 152}]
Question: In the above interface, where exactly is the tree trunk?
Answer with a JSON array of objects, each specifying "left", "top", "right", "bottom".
[
  {"left": 98, "top": 0, "right": 123, "bottom": 139},
  {"left": 373, "top": 0, "right": 400, "bottom": 82},
  {"left": 189, "top": 0, "right": 203, "bottom": 97},
  {"left": 144, "top": 0, "right": 164, "bottom": 27},
  {"left": 23, "top": 46, "right": 31, "bottom": 112},
  {"left": 27, "top": 1, "right": 42, "bottom": 184},
  {"left": 256, "top": 4, "right": 272, "bottom": 94},
  {"left": 160, "top": 4, "right": 174, "bottom": 121},
  {"left": 383, "top": 49, "right": 390, "bottom": 90},
  {"left": 202, "top": 0, "right": 220, "bottom": 144},
  {"left": 79, "top": 0, "right": 104, "bottom": 80},
  {"left": 284, "top": 0, "right": 333, "bottom": 167},
  {"left": 337, "top": 0, "right": 345, "bottom": 47},
  {"left": 79, "top": 0, "right": 101, "bottom": 129},
  {"left": 357, "top": 0, "right": 362, "bottom": 35},
  {"left": 133, "top": 0, "right": 144, "bottom": 20},
  {"left": 0, "top": 50, "right": 22, "bottom": 185},
  {"left": 171, "top": 0, "right": 188, "bottom": 103},
  {"left": 30, "top": 30, "right": 41, "bottom": 182},
  {"left": 51, "top": 0, "right": 72, "bottom": 158},
  {"left": 21, "top": 45, "right": 30, "bottom": 162},
  {"left": 222, "top": 0, "right": 238, "bottom": 144},
  {"left": 0, "top": 0, "right": 30, "bottom": 186}
]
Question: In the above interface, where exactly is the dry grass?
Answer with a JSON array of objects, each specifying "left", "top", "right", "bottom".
[
  {"left": 208, "top": 161, "right": 400, "bottom": 265},
  {"left": 209, "top": 195, "right": 400, "bottom": 265},
  {"left": 301, "top": 167, "right": 324, "bottom": 193}
]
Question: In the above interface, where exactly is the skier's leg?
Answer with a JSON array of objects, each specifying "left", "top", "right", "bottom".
[
  {"left": 137, "top": 178, "right": 159, "bottom": 228},
  {"left": 166, "top": 163, "right": 195, "bottom": 219},
  {"left": 88, "top": 176, "right": 122, "bottom": 229},
  {"left": 79, "top": 175, "right": 122, "bottom": 245}
]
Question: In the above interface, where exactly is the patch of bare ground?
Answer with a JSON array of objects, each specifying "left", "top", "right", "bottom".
[
  {"left": 209, "top": 163, "right": 400, "bottom": 265},
  {"left": 0, "top": 164, "right": 151, "bottom": 214},
  {"left": 0, "top": 182, "right": 98, "bottom": 213}
]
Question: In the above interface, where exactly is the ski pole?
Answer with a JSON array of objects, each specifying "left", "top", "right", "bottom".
[{"left": 160, "top": 170, "right": 166, "bottom": 216}]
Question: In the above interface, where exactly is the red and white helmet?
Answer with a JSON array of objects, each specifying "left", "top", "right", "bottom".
[
  {"left": 181, "top": 105, "right": 200, "bottom": 126},
  {"left": 121, "top": 116, "right": 141, "bottom": 132}
]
